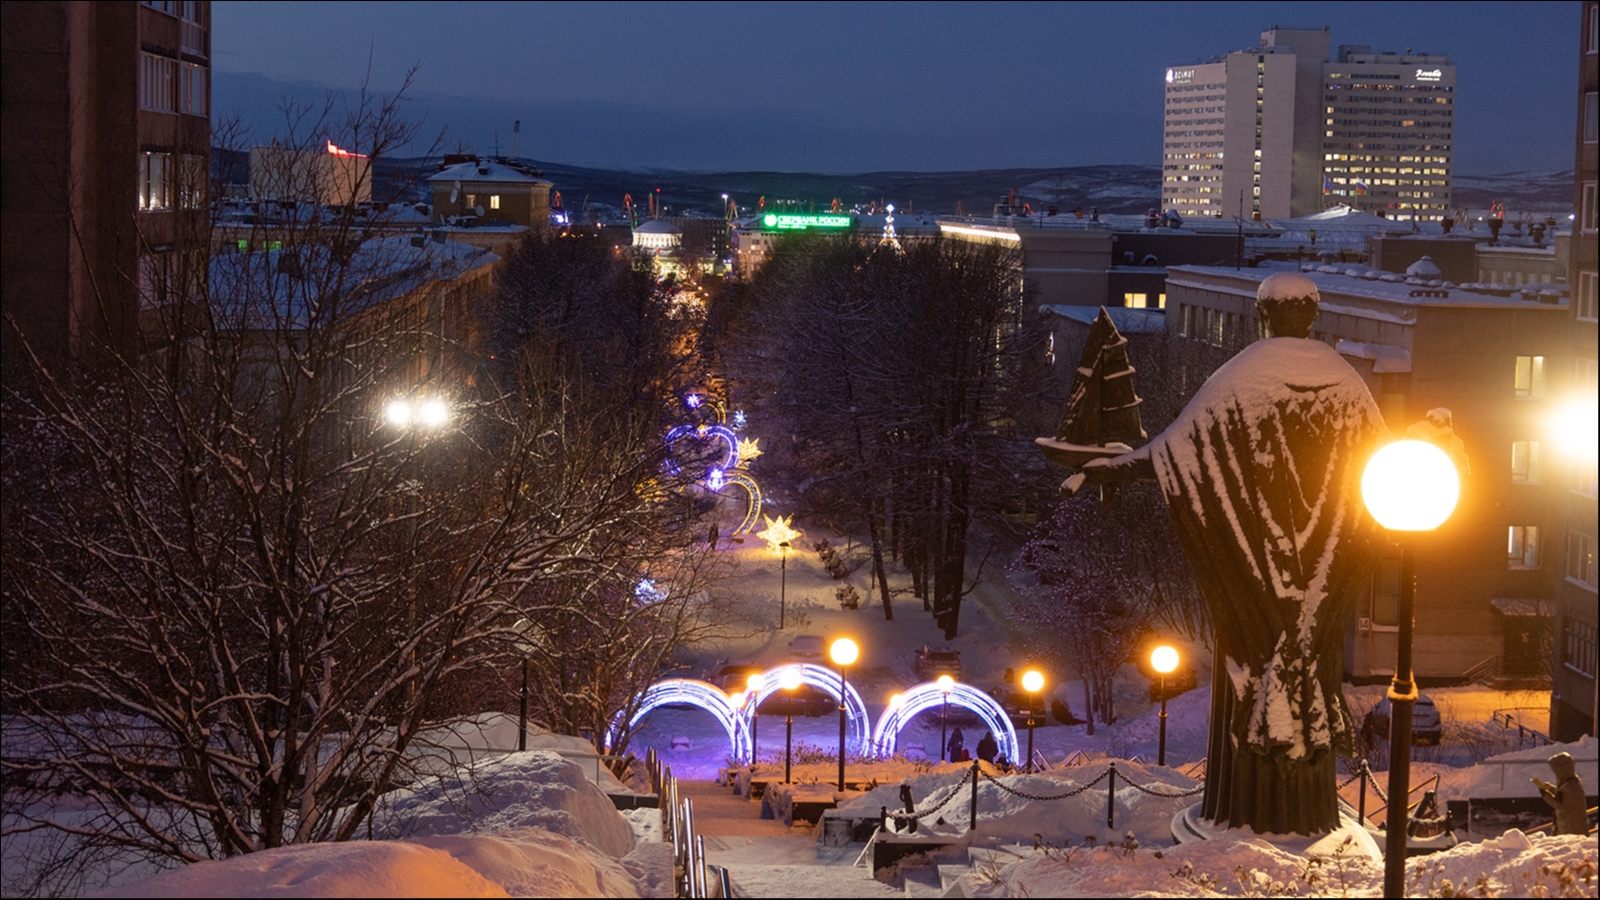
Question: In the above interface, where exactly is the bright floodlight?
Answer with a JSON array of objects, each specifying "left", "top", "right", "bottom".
[
  {"left": 1151, "top": 645, "right": 1180, "bottom": 675},
  {"left": 888, "top": 692, "right": 905, "bottom": 710},
  {"left": 747, "top": 673, "right": 766, "bottom": 692},
  {"left": 1020, "top": 669, "right": 1045, "bottom": 693},
  {"left": 936, "top": 674, "right": 955, "bottom": 693},
  {"left": 830, "top": 637, "right": 859, "bottom": 667},
  {"left": 1362, "top": 440, "right": 1460, "bottom": 531},
  {"left": 419, "top": 398, "right": 449, "bottom": 427},
  {"left": 386, "top": 399, "right": 412, "bottom": 427},
  {"left": 1551, "top": 399, "right": 1599, "bottom": 461},
  {"left": 730, "top": 691, "right": 746, "bottom": 710},
  {"left": 779, "top": 669, "right": 802, "bottom": 691}
]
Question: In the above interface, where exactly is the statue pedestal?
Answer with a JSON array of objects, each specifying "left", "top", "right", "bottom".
[{"left": 1171, "top": 803, "right": 1382, "bottom": 863}]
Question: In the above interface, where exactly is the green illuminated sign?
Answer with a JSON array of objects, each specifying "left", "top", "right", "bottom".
[{"left": 761, "top": 213, "right": 852, "bottom": 230}]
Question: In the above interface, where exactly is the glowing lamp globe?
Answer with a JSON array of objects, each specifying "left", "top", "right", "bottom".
[
  {"left": 830, "top": 637, "right": 859, "bottom": 667},
  {"left": 1151, "top": 645, "right": 1180, "bottom": 675},
  {"left": 1551, "top": 400, "right": 1599, "bottom": 461},
  {"left": 1020, "top": 669, "right": 1045, "bottom": 693},
  {"left": 1362, "top": 440, "right": 1460, "bottom": 531},
  {"left": 888, "top": 693, "right": 905, "bottom": 710},
  {"left": 936, "top": 674, "right": 955, "bottom": 693},
  {"left": 730, "top": 691, "right": 746, "bottom": 710},
  {"left": 419, "top": 398, "right": 449, "bottom": 428},
  {"left": 779, "top": 669, "right": 802, "bottom": 692},
  {"left": 747, "top": 673, "right": 766, "bottom": 692},
  {"left": 386, "top": 399, "right": 412, "bottom": 426}
]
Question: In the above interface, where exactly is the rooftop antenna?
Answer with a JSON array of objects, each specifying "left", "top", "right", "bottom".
[
  {"left": 493, "top": 132, "right": 500, "bottom": 158},
  {"left": 510, "top": 120, "right": 521, "bottom": 158}
]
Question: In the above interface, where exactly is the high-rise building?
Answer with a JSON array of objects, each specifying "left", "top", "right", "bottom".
[
  {"left": 1161, "top": 27, "right": 1453, "bottom": 224},
  {"left": 2, "top": 1, "right": 211, "bottom": 379},
  {"left": 1321, "top": 47, "right": 1455, "bottom": 222}
]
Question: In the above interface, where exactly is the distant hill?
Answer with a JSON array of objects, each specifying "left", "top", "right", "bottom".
[{"left": 216, "top": 150, "right": 1576, "bottom": 221}]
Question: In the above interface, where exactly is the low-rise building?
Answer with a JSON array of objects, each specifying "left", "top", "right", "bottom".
[
  {"left": 428, "top": 157, "right": 552, "bottom": 231},
  {"left": 250, "top": 142, "right": 372, "bottom": 206},
  {"left": 1164, "top": 264, "right": 1571, "bottom": 683}
]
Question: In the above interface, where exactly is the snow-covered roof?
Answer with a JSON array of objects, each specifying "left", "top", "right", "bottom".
[
  {"left": 632, "top": 219, "right": 682, "bottom": 235},
  {"left": 1167, "top": 265, "right": 1571, "bottom": 314},
  {"left": 1038, "top": 304, "right": 1167, "bottom": 333},
  {"left": 428, "top": 159, "right": 550, "bottom": 185},
  {"left": 1335, "top": 340, "right": 1413, "bottom": 373}
]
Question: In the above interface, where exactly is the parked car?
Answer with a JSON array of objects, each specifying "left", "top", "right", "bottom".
[
  {"left": 788, "top": 635, "right": 825, "bottom": 661},
  {"left": 707, "top": 663, "right": 766, "bottom": 693},
  {"left": 987, "top": 686, "right": 1047, "bottom": 724},
  {"left": 913, "top": 644, "right": 964, "bottom": 681},
  {"left": 756, "top": 684, "right": 833, "bottom": 718},
  {"left": 1363, "top": 693, "right": 1443, "bottom": 746}
]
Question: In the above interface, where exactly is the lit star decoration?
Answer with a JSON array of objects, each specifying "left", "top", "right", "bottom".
[
  {"left": 756, "top": 514, "right": 802, "bottom": 554},
  {"left": 732, "top": 410, "right": 747, "bottom": 428},
  {"left": 736, "top": 437, "right": 763, "bottom": 465}
]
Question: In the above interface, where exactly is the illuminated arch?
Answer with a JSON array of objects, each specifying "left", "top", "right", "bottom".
[
  {"left": 739, "top": 663, "right": 872, "bottom": 759},
  {"left": 605, "top": 678, "right": 748, "bottom": 760},
  {"left": 870, "top": 681, "right": 1019, "bottom": 763},
  {"left": 663, "top": 424, "right": 738, "bottom": 477},
  {"left": 718, "top": 471, "right": 763, "bottom": 534}
]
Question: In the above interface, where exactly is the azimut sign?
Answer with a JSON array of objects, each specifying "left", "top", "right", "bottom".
[
  {"left": 1166, "top": 68, "right": 1196, "bottom": 85},
  {"left": 1414, "top": 68, "right": 1443, "bottom": 82}
]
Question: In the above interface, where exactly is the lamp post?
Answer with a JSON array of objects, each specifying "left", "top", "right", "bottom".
[
  {"left": 779, "top": 669, "right": 801, "bottom": 783},
  {"left": 779, "top": 540, "right": 791, "bottom": 630},
  {"left": 746, "top": 673, "right": 765, "bottom": 766},
  {"left": 1362, "top": 440, "right": 1459, "bottom": 899},
  {"left": 830, "top": 638, "right": 859, "bottom": 791},
  {"left": 387, "top": 396, "right": 450, "bottom": 706},
  {"left": 1020, "top": 668, "right": 1045, "bottom": 772},
  {"left": 1150, "top": 645, "right": 1180, "bottom": 767},
  {"left": 937, "top": 675, "right": 955, "bottom": 762}
]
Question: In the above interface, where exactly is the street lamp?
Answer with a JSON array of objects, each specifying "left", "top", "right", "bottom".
[
  {"left": 830, "top": 638, "right": 859, "bottom": 791},
  {"left": 1020, "top": 668, "right": 1045, "bottom": 772},
  {"left": 779, "top": 540, "right": 791, "bottom": 630},
  {"left": 1362, "top": 439, "right": 1459, "bottom": 899},
  {"left": 779, "top": 669, "right": 802, "bottom": 783},
  {"left": 387, "top": 396, "right": 452, "bottom": 705},
  {"left": 1150, "top": 645, "right": 1179, "bottom": 766},
  {"left": 746, "top": 672, "right": 765, "bottom": 766},
  {"left": 937, "top": 674, "right": 955, "bottom": 762}
]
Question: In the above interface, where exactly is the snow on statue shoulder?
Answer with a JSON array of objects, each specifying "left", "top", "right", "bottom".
[{"left": 1041, "top": 272, "right": 1387, "bottom": 837}]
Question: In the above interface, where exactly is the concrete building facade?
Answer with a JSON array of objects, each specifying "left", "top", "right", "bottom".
[
  {"left": 1321, "top": 48, "right": 1455, "bottom": 222},
  {"left": 2, "top": 0, "right": 211, "bottom": 378}
]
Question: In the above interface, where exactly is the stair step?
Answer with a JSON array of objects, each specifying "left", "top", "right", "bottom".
[{"left": 902, "top": 865, "right": 943, "bottom": 898}]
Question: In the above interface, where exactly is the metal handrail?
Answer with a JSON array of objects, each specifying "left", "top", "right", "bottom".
[
  {"left": 1030, "top": 748, "right": 1053, "bottom": 771},
  {"left": 1181, "top": 757, "right": 1208, "bottom": 780},
  {"left": 1368, "top": 772, "right": 1439, "bottom": 824},
  {"left": 1463, "top": 653, "right": 1500, "bottom": 684},
  {"left": 1061, "top": 750, "right": 1089, "bottom": 768}
]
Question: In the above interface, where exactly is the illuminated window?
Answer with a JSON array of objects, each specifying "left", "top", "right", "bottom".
[
  {"left": 489, "top": 194, "right": 501, "bottom": 210},
  {"left": 1508, "top": 525, "right": 1540, "bottom": 569},
  {"left": 1513, "top": 355, "right": 1545, "bottom": 399},
  {"left": 1511, "top": 440, "right": 1542, "bottom": 484},
  {"left": 1124, "top": 292, "right": 1148, "bottom": 308},
  {"left": 138, "top": 152, "right": 171, "bottom": 210},
  {"left": 1157, "top": 293, "right": 1167, "bottom": 309}
]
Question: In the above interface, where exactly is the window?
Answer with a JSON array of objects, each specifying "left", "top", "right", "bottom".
[
  {"left": 1571, "top": 531, "right": 1598, "bottom": 589},
  {"left": 1591, "top": 2, "right": 1600, "bottom": 53},
  {"left": 1124, "top": 292, "right": 1148, "bottom": 308},
  {"left": 489, "top": 194, "right": 501, "bottom": 210},
  {"left": 1158, "top": 293, "right": 1167, "bottom": 309},
  {"left": 1177, "top": 303, "right": 1190, "bottom": 337},
  {"left": 1511, "top": 440, "right": 1542, "bottom": 483},
  {"left": 1508, "top": 525, "right": 1541, "bottom": 568},
  {"left": 138, "top": 152, "right": 171, "bottom": 210},
  {"left": 1587, "top": 92, "right": 1599, "bottom": 143},
  {"left": 1567, "top": 618, "right": 1598, "bottom": 678},
  {"left": 180, "top": 62, "right": 206, "bottom": 116},
  {"left": 141, "top": 53, "right": 177, "bottom": 112},
  {"left": 178, "top": 154, "right": 205, "bottom": 209},
  {"left": 1513, "top": 355, "right": 1545, "bottom": 399},
  {"left": 1579, "top": 272, "right": 1598, "bottom": 322},
  {"left": 1371, "top": 552, "right": 1401, "bottom": 626},
  {"left": 1584, "top": 182, "right": 1598, "bottom": 232},
  {"left": 1210, "top": 308, "right": 1224, "bottom": 345},
  {"left": 465, "top": 193, "right": 477, "bottom": 210}
]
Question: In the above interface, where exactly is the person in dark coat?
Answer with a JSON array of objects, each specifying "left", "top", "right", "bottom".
[
  {"left": 976, "top": 730, "right": 999, "bottom": 764},
  {"left": 946, "top": 727, "right": 965, "bottom": 762}
]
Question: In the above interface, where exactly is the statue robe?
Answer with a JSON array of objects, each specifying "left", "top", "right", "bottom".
[{"left": 1147, "top": 337, "right": 1385, "bottom": 835}]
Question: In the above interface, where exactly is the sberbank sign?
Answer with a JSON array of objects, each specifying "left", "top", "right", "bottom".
[{"left": 761, "top": 213, "right": 853, "bottom": 230}]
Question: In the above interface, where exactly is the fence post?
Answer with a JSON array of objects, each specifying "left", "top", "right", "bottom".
[
  {"left": 1358, "top": 760, "right": 1368, "bottom": 825},
  {"left": 969, "top": 758, "right": 980, "bottom": 833},
  {"left": 1107, "top": 762, "right": 1117, "bottom": 829}
]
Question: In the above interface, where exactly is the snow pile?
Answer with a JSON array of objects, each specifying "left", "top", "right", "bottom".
[
  {"left": 958, "top": 828, "right": 1597, "bottom": 898},
  {"left": 413, "top": 829, "right": 640, "bottom": 898},
  {"left": 109, "top": 840, "right": 511, "bottom": 898},
  {"left": 380, "top": 750, "right": 636, "bottom": 858},
  {"left": 835, "top": 760, "right": 1201, "bottom": 846}
]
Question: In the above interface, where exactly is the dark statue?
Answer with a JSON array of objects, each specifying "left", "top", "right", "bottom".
[{"left": 1040, "top": 274, "right": 1386, "bottom": 835}]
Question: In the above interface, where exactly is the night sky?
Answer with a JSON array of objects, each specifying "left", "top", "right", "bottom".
[{"left": 212, "top": 1, "right": 1579, "bottom": 173}]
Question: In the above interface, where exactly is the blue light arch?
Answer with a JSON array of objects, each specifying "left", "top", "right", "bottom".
[
  {"left": 605, "top": 678, "right": 749, "bottom": 760},
  {"left": 739, "top": 663, "right": 872, "bottom": 762},
  {"left": 870, "top": 681, "right": 1019, "bottom": 764}
]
